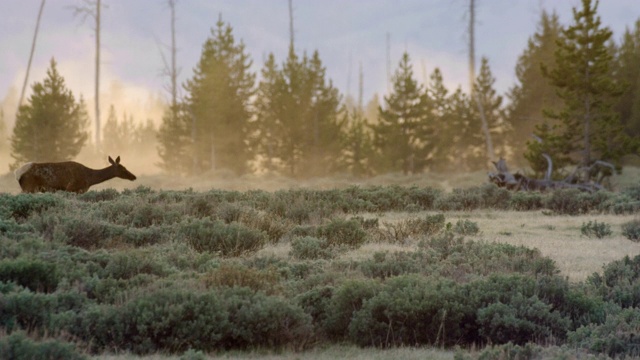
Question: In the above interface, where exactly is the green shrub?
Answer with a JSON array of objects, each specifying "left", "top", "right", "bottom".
[
  {"left": 204, "top": 262, "right": 281, "bottom": 294},
  {"left": 290, "top": 236, "right": 334, "bottom": 260},
  {"left": 0, "top": 331, "right": 87, "bottom": 360},
  {"left": 581, "top": 221, "right": 612, "bottom": 238},
  {"left": 621, "top": 219, "right": 640, "bottom": 242},
  {"left": 53, "top": 217, "right": 114, "bottom": 249},
  {"left": 434, "top": 188, "right": 483, "bottom": 211},
  {"left": 453, "top": 219, "right": 480, "bottom": 235},
  {"left": 587, "top": 255, "right": 640, "bottom": 308},
  {"left": 323, "top": 279, "right": 379, "bottom": 340},
  {"left": 569, "top": 307, "right": 640, "bottom": 358},
  {"left": 0, "top": 193, "right": 62, "bottom": 220},
  {"left": 509, "top": 191, "right": 544, "bottom": 211},
  {"left": 180, "top": 349, "right": 207, "bottom": 360},
  {"left": 544, "top": 189, "right": 607, "bottom": 215},
  {"left": 78, "top": 188, "right": 120, "bottom": 202},
  {"left": 74, "top": 290, "right": 229, "bottom": 354},
  {"left": 316, "top": 218, "right": 367, "bottom": 249},
  {"left": 0, "top": 259, "right": 58, "bottom": 292},
  {"left": 181, "top": 218, "right": 267, "bottom": 256},
  {"left": 477, "top": 293, "right": 570, "bottom": 345},
  {"left": 219, "top": 287, "right": 313, "bottom": 349}
]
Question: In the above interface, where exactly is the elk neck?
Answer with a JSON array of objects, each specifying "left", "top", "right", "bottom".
[{"left": 86, "top": 165, "right": 118, "bottom": 186}]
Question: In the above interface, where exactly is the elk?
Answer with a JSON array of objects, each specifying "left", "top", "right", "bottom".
[{"left": 15, "top": 156, "right": 137, "bottom": 194}]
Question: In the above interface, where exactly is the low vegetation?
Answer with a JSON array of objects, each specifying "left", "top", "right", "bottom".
[{"left": 1, "top": 183, "right": 640, "bottom": 359}]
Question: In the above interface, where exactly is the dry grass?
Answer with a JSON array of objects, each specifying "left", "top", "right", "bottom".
[
  {"left": 339, "top": 210, "right": 640, "bottom": 282},
  {"left": 92, "top": 346, "right": 454, "bottom": 360}
]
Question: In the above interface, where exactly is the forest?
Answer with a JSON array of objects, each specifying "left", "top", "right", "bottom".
[{"left": 2, "top": 0, "right": 640, "bottom": 359}]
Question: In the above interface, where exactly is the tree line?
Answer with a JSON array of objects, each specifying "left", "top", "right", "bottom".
[{"left": 7, "top": 0, "right": 640, "bottom": 178}]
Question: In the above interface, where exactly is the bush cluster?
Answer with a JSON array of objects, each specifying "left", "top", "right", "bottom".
[
  {"left": 580, "top": 221, "right": 613, "bottom": 238},
  {"left": 1, "top": 185, "right": 639, "bottom": 357}
]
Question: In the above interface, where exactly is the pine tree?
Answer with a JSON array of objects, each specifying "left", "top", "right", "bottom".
[
  {"left": 507, "top": 10, "right": 563, "bottom": 165},
  {"left": 613, "top": 19, "right": 640, "bottom": 137},
  {"left": 157, "top": 103, "right": 192, "bottom": 175},
  {"left": 449, "top": 87, "right": 482, "bottom": 171},
  {"left": 10, "top": 58, "right": 89, "bottom": 169},
  {"left": 254, "top": 48, "right": 342, "bottom": 177},
  {"left": 529, "top": 0, "right": 631, "bottom": 177},
  {"left": 182, "top": 17, "right": 255, "bottom": 175},
  {"left": 0, "top": 108, "right": 7, "bottom": 152},
  {"left": 337, "top": 110, "right": 374, "bottom": 177},
  {"left": 473, "top": 57, "right": 508, "bottom": 164},
  {"left": 372, "top": 52, "right": 431, "bottom": 174},
  {"left": 426, "top": 68, "right": 453, "bottom": 170}
]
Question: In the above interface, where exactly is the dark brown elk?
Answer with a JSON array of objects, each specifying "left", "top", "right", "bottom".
[{"left": 15, "top": 156, "right": 137, "bottom": 194}]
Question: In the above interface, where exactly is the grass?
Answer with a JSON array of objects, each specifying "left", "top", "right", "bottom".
[{"left": 92, "top": 346, "right": 455, "bottom": 360}]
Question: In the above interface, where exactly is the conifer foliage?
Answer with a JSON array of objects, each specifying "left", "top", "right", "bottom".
[
  {"left": 10, "top": 58, "right": 89, "bottom": 169},
  {"left": 526, "top": 0, "right": 634, "bottom": 177}
]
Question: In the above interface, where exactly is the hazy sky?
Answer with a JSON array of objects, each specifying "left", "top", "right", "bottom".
[{"left": 1, "top": 0, "right": 639, "bottom": 125}]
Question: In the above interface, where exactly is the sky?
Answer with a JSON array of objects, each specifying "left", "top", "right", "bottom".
[{"left": 1, "top": 0, "right": 639, "bottom": 129}]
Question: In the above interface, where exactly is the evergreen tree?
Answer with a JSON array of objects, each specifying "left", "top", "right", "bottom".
[
  {"left": 337, "top": 109, "right": 374, "bottom": 177},
  {"left": 613, "top": 19, "right": 640, "bottom": 137},
  {"left": 181, "top": 17, "right": 255, "bottom": 175},
  {"left": 448, "top": 87, "right": 482, "bottom": 171},
  {"left": 0, "top": 108, "right": 7, "bottom": 152},
  {"left": 254, "top": 48, "right": 342, "bottom": 177},
  {"left": 528, "top": 0, "right": 632, "bottom": 177},
  {"left": 157, "top": 103, "right": 192, "bottom": 175},
  {"left": 473, "top": 57, "right": 509, "bottom": 166},
  {"left": 10, "top": 58, "right": 88, "bottom": 169},
  {"left": 372, "top": 52, "right": 431, "bottom": 174},
  {"left": 507, "top": 10, "right": 563, "bottom": 165},
  {"left": 426, "top": 67, "right": 454, "bottom": 171}
]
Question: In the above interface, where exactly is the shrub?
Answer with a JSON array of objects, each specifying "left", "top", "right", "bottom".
[
  {"left": 74, "top": 290, "right": 229, "bottom": 354},
  {"left": 316, "top": 218, "right": 367, "bottom": 249},
  {"left": 0, "top": 193, "right": 62, "bottom": 221},
  {"left": 621, "top": 219, "right": 640, "bottom": 242},
  {"left": 509, "top": 191, "right": 544, "bottom": 211},
  {"left": 434, "top": 188, "right": 483, "bottom": 211},
  {"left": 0, "top": 259, "right": 58, "bottom": 292},
  {"left": 204, "top": 262, "right": 281, "bottom": 294},
  {"left": 290, "top": 236, "right": 334, "bottom": 260},
  {"left": 53, "top": 217, "right": 115, "bottom": 249},
  {"left": 181, "top": 218, "right": 267, "bottom": 256},
  {"left": 323, "top": 279, "right": 380, "bottom": 340},
  {"left": 453, "top": 219, "right": 480, "bottom": 235},
  {"left": 587, "top": 255, "right": 640, "bottom": 308},
  {"left": 0, "top": 331, "right": 87, "bottom": 360},
  {"left": 581, "top": 221, "right": 612, "bottom": 239},
  {"left": 78, "top": 188, "right": 120, "bottom": 202},
  {"left": 219, "top": 287, "right": 313, "bottom": 350},
  {"left": 568, "top": 307, "right": 640, "bottom": 358}
]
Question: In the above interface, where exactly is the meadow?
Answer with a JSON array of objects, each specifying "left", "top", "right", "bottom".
[{"left": 1, "top": 169, "right": 640, "bottom": 359}]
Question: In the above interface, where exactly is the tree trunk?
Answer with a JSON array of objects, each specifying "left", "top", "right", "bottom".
[
  {"left": 95, "top": 0, "right": 101, "bottom": 151},
  {"left": 18, "top": 0, "right": 46, "bottom": 115}
]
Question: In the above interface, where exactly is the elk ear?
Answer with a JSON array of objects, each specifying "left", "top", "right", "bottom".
[
  {"left": 115, "top": 156, "right": 120, "bottom": 164},
  {"left": 109, "top": 156, "right": 115, "bottom": 165}
]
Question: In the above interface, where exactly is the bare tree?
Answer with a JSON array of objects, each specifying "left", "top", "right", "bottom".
[
  {"left": 159, "top": 0, "right": 180, "bottom": 111},
  {"left": 17, "top": 0, "right": 46, "bottom": 114},
  {"left": 70, "top": 0, "right": 103, "bottom": 151}
]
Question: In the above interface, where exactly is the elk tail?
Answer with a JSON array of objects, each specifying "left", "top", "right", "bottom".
[{"left": 14, "top": 163, "right": 34, "bottom": 182}]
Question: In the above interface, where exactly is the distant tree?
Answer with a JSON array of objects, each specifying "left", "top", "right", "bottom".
[
  {"left": 425, "top": 67, "right": 453, "bottom": 171},
  {"left": 527, "top": 0, "right": 632, "bottom": 177},
  {"left": 507, "top": 10, "right": 563, "bottom": 166},
  {"left": 372, "top": 52, "right": 431, "bottom": 174},
  {"left": 448, "top": 86, "right": 482, "bottom": 171},
  {"left": 613, "top": 19, "right": 640, "bottom": 137},
  {"left": 157, "top": 103, "right": 191, "bottom": 175},
  {"left": 0, "top": 109, "right": 7, "bottom": 152},
  {"left": 337, "top": 110, "right": 374, "bottom": 177},
  {"left": 181, "top": 17, "right": 255, "bottom": 175},
  {"left": 473, "top": 57, "right": 509, "bottom": 162},
  {"left": 254, "top": 48, "right": 342, "bottom": 177},
  {"left": 10, "top": 58, "right": 89, "bottom": 169}
]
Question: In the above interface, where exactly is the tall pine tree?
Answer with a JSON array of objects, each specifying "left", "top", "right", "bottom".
[
  {"left": 179, "top": 17, "right": 255, "bottom": 175},
  {"left": 10, "top": 58, "right": 89, "bottom": 169},
  {"left": 254, "top": 48, "right": 342, "bottom": 178},
  {"left": 528, "top": 0, "right": 632, "bottom": 177},
  {"left": 613, "top": 19, "right": 640, "bottom": 137},
  {"left": 507, "top": 10, "right": 563, "bottom": 166},
  {"left": 372, "top": 52, "right": 431, "bottom": 174}
]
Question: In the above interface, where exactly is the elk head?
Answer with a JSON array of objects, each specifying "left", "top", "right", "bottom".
[{"left": 109, "top": 156, "right": 137, "bottom": 181}]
